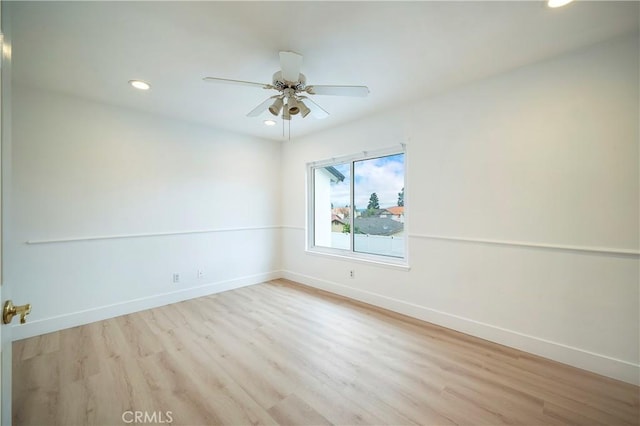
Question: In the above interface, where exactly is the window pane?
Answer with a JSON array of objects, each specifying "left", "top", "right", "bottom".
[
  {"left": 353, "top": 154, "right": 405, "bottom": 258},
  {"left": 313, "top": 163, "right": 351, "bottom": 250}
]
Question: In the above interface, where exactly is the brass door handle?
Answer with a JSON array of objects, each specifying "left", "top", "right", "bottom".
[{"left": 3, "top": 300, "right": 31, "bottom": 324}]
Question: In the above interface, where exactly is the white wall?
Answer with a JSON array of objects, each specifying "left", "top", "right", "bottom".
[
  {"left": 8, "top": 33, "right": 638, "bottom": 386},
  {"left": 9, "top": 85, "right": 282, "bottom": 339},
  {"left": 281, "top": 34, "right": 640, "bottom": 384}
]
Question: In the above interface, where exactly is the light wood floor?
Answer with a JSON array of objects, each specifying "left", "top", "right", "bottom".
[{"left": 13, "top": 279, "right": 640, "bottom": 425}]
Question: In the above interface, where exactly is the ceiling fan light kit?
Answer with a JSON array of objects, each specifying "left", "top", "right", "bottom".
[
  {"left": 286, "top": 95, "right": 301, "bottom": 115},
  {"left": 268, "top": 97, "right": 284, "bottom": 116},
  {"left": 203, "top": 50, "right": 370, "bottom": 136},
  {"left": 299, "top": 101, "right": 311, "bottom": 118}
]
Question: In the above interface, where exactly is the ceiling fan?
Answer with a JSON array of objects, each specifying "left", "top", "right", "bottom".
[{"left": 203, "top": 51, "right": 369, "bottom": 121}]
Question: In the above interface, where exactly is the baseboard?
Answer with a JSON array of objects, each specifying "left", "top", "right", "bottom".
[
  {"left": 11, "top": 270, "right": 281, "bottom": 341},
  {"left": 14, "top": 268, "right": 639, "bottom": 386},
  {"left": 282, "top": 270, "right": 640, "bottom": 386}
]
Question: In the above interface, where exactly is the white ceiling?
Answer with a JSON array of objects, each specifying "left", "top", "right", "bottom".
[{"left": 9, "top": 1, "right": 639, "bottom": 141}]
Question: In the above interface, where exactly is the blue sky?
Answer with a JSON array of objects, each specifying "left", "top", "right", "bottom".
[{"left": 330, "top": 154, "right": 404, "bottom": 209}]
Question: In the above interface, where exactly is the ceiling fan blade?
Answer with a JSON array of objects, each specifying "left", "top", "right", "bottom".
[
  {"left": 247, "top": 96, "right": 277, "bottom": 117},
  {"left": 203, "top": 77, "right": 273, "bottom": 89},
  {"left": 306, "top": 85, "right": 370, "bottom": 97},
  {"left": 279, "top": 51, "right": 303, "bottom": 82},
  {"left": 299, "top": 96, "right": 329, "bottom": 120}
]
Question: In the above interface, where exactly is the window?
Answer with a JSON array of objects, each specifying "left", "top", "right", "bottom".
[{"left": 308, "top": 147, "right": 406, "bottom": 265}]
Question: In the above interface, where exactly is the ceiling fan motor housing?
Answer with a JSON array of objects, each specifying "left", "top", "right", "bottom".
[{"left": 272, "top": 71, "right": 306, "bottom": 91}]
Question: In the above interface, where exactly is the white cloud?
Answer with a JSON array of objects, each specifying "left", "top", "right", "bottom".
[{"left": 329, "top": 154, "right": 404, "bottom": 209}]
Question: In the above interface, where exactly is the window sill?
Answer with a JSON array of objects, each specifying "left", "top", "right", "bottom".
[{"left": 305, "top": 248, "right": 411, "bottom": 271}]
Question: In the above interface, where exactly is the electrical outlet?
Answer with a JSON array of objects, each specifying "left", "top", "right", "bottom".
[
  {"left": 197, "top": 269, "right": 204, "bottom": 279},
  {"left": 349, "top": 270, "right": 355, "bottom": 279},
  {"left": 172, "top": 273, "right": 180, "bottom": 283}
]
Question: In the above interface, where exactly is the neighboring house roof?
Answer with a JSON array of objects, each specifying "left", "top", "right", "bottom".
[
  {"left": 332, "top": 207, "right": 350, "bottom": 216},
  {"left": 325, "top": 166, "right": 345, "bottom": 182},
  {"left": 385, "top": 206, "right": 404, "bottom": 215},
  {"left": 361, "top": 208, "right": 387, "bottom": 216},
  {"left": 331, "top": 214, "right": 345, "bottom": 224},
  {"left": 354, "top": 217, "right": 403, "bottom": 236}
]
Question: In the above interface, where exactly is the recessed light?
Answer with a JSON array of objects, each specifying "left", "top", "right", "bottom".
[
  {"left": 263, "top": 119, "right": 277, "bottom": 126},
  {"left": 129, "top": 80, "right": 150, "bottom": 90},
  {"left": 547, "top": 0, "right": 574, "bottom": 8}
]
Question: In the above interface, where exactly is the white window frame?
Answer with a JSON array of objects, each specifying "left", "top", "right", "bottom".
[{"left": 306, "top": 145, "right": 409, "bottom": 269}]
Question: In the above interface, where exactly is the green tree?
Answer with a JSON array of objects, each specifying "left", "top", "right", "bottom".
[
  {"left": 367, "top": 193, "right": 380, "bottom": 210},
  {"left": 397, "top": 187, "right": 404, "bottom": 207},
  {"left": 343, "top": 222, "right": 364, "bottom": 234}
]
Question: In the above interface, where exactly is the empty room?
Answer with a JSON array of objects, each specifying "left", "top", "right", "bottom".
[{"left": 1, "top": 1, "right": 638, "bottom": 425}]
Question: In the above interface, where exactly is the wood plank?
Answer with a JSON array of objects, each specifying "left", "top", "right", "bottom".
[{"left": 13, "top": 279, "right": 640, "bottom": 425}]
